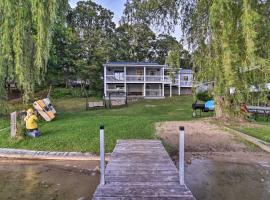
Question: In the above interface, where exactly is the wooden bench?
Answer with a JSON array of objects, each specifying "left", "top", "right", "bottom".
[{"left": 86, "top": 101, "right": 104, "bottom": 110}]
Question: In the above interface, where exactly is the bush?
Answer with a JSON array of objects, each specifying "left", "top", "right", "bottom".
[
  {"left": 196, "top": 91, "right": 213, "bottom": 102},
  {"left": 51, "top": 88, "right": 89, "bottom": 99}
]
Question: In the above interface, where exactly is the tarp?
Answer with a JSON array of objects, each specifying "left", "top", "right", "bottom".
[{"left": 205, "top": 100, "right": 215, "bottom": 110}]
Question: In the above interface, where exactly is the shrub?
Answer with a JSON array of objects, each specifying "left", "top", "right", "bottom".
[
  {"left": 196, "top": 91, "right": 213, "bottom": 102},
  {"left": 51, "top": 88, "right": 89, "bottom": 99}
]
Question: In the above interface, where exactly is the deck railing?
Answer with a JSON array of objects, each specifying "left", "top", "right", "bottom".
[
  {"left": 106, "top": 75, "right": 193, "bottom": 87},
  {"left": 126, "top": 75, "right": 144, "bottom": 82},
  {"left": 180, "top": 81, "right": 193, "bottom": 87},
  {"left": 145, "top": 75, "right": 162, "bottom": 82},
  {"left": 106, "top": 75, "right": 125, "bottom": 82}
]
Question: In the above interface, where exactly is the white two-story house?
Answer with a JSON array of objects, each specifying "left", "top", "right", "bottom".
[{"left": 104, "top": 62, "right": 193, "bottom": 99}]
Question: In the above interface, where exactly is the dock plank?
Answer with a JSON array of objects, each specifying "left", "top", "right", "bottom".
[{"left": 93, "top": 140, "right": 195, "bottom": 200}]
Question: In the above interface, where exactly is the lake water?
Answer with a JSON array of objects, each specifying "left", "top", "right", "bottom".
[
  {"left": 0, "top": 159, "right": 100, "bottom": 200},
  {"left": 186, "top": 158, "right": 270, "bottom": 200},
  {"left": 0, "top": 157, "right": 270, "bottom": 200}
]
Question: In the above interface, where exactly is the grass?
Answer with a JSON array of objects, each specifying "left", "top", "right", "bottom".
[
  {"left": 232, "top": 121, "right": 270, "bottom": 143},
  {"left": 0, "top": 96, "right": 204, "bottom": 153}
]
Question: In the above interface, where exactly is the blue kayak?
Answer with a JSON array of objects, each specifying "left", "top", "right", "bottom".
[{"left": 205, "top": 100, "right": 215, "bottom": 110}]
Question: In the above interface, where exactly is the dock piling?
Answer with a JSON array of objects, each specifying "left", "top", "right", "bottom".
[
  {"left": 179, "top": 126, "right": 185, "bottom": 185},
  {"left": 100, "top": 125, "right": 105, "bottom": 185}
]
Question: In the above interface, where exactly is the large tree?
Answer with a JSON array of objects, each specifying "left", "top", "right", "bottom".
[
  {"left": 113, "top": 23, "right": 156, "bottom": 61},
  {"left": 123, "top": 0, "right": 270, "bottom": 118},
  {"left": 0, "top": 0, "right": 58, "bottom": 106},
  {"left": 68, "top": 1, "right": 116, "bottom": 94},
  {"left": 154, "top": 34, "right": 191, "bottom": 66}
]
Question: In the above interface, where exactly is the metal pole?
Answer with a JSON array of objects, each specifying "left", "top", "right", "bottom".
[
  {"left": 100, "top": 125, "right": 105, "bottom": 185},
  {"left": 179, "top": 126, "right": 185, "bottom": 185}
]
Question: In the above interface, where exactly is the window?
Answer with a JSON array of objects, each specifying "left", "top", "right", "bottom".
[
  {"left": 183, "top": 76, "right": 189, "bottom": 81},
  {"left": 114, "top": 71, "right": 124, "bottom": 80}
]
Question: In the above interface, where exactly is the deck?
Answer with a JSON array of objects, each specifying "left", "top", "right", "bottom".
[{"left": 93, "top": 140, "right": 195, "bottom": 199}]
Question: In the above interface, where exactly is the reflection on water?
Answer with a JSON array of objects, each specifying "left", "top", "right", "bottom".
[
  {"left": 0, "top": 159, "right": 100, "bottom": 200},
  {"left": 186, "top": 159, "right": 270, "bottom": 200}
]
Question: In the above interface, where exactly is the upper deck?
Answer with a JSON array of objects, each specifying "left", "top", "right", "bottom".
[{"left": 104, "top": 62, "right": 193, "bottom": 87}]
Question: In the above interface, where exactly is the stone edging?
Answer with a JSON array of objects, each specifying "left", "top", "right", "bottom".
[
  {"left": 0, "top": 148, "right": 110, "bottom": 161},
  {"left": 224, "top": 126, "right": 270, "bottom": 153}
]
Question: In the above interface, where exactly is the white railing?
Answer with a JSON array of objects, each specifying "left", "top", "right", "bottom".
[
  {"left": 145, "top": 75, "right": 162, "bottom": 82},
  {"left": 146, "top": 89, "right": 162, "bottom": 97},
  {"left": 106, "top": 75, "right": 193, "bottom": 87},
  {"left": 106, "top": 75, "right": 125, "bottom": 82},
  {"left": 180, "top": 81, "right": 193, "bottom": 87},
  {"left": 107, "top": 88, "right": 125, "bottom": 92},
  {"left": 126, "top": 75, "right": 144, "bottom": 82}
]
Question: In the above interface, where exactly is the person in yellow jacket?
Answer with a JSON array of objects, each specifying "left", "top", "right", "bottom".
[{"left": 24, "top": 108, "right": 41, "bottom": 137}]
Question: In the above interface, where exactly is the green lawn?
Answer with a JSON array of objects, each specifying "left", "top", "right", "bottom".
[
  {"left": 232, "top": 122, "right": 270, "bottom": 143},
  {"left": 0, "top": 96, "right": 201, "bottom": 153},
  {"left": 0, "top": 118, "right": 9, "bottom": 130}
]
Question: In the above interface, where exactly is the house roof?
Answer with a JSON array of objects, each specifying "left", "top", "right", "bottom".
[{"left": 104, "top": 62, "right": 165, "bottom": 67}]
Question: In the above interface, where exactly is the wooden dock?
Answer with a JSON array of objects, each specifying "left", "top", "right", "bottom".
[{"left": 93, "top": 140, "right": 195, "bottom": 199}]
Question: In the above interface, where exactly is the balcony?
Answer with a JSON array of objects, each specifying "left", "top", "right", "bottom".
[
  {"left": 145, "top": 76, "right": 162, "bottom": 82},
  {"left": 106, "top": 75, "right": 125, "bottom": 82},
  {"left": 106, "top": 75, "right": 193, "bottom": 87},
  {"left": 126, "top": 75, "right": 144, "bottom": 82}
]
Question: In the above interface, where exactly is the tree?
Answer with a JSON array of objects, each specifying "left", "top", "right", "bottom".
[
  {"left": 68, "top": 1, "right": 116, "bottom": 94},
  {"left": 0, "top": 0, "right": 58, "bottom": 106},
  {"left": 47, "top": 1, "right": 79, "bottom": 87},
  {"left": 123, "top": 0, "right": 270, "bottom": 118},
  {"left": 154, "top": 34, "right": 191, "bottom": 66},
  {"left": 114, "top": 23, "right": 156, "bottom": 62}
]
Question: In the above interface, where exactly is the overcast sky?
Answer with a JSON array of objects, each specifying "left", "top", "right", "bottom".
[
  {"left": 69, "top": 0, "right": 125, "bottom": 24},
  {"left": 68, "top": 0, "right": 181, "bottom": 41}
]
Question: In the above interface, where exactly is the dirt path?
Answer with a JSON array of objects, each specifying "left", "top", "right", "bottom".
[{"left": 156, "top": 119, "right": 261, "bottom": 153}]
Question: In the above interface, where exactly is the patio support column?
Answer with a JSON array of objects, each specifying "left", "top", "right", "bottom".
[
  {"left": 170, "top": 84, "right": 172, "bottom": 97},
  {"left": 104, "top": 65, "right": 107, "bottom": 97},
  {"left": 143, "top": 83, "right": 146, "bottom": 97},
  {"left": 124, "top": 66, "right": 127, "bottom": 94},
  {"left": 144, "top": 66, "right": 146, "bottom": 81},
  {"left": 162, "top": 84, "right": 164, "bottom": 97},
  {"left": 178, "top": 73, "right": 181, "bottom": 95},
  {"left": 162, "top": 67, "right": 164, "bottom": 81},
  {"left": 144, "top": 66, "right": 146, "bottom": 97}
]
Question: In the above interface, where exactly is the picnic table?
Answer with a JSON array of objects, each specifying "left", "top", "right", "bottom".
[{"left": 247, "top": 105, "right": 270, "bottom": 120}]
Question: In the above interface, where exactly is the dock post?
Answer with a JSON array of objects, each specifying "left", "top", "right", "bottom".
[
  {"left": 100, "top": 125, "right": 105, "bottom": 185},
  {"left": 179, "top": 126, "right": 185, "bottom": 185}
]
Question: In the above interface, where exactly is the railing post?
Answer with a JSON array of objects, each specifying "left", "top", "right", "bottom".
[
  {"left": 179, "top": 126, "right": 185, "bottom": 185},
  {"left": 100, "top": 125, "right": 105, "bottom": 185}
]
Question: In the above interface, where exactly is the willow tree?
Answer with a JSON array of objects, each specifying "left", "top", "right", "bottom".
[
  {"left": 0, "top": 0, "right": 58, "bottom": 108},
  {"left": 123, "top": 0, "right": 270, "bottom": 118}
]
